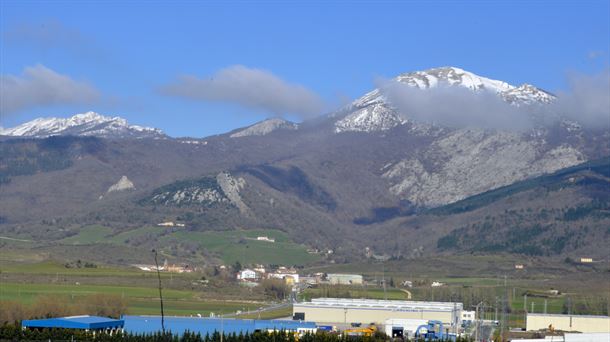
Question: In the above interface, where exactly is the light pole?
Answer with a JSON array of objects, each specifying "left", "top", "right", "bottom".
[
  {"left": 474, "top": 301, "right": 485, "bottom": 342},
  {"left": 152, "top": 249, "right": 166, "bottom": 335}
]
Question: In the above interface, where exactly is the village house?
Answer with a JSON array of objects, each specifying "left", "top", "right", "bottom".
[{"left": 236, "top": 268, "right": 258, "bottom": 281}]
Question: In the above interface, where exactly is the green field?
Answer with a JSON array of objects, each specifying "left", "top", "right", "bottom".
[
  {"left": 0, "top": 260, "right": 176, "bottom": 279},
  {"left": 55, "top": 226, "right": 319, "bottom": 266},
  {"left": 237, "top": 305, "right": 293, "bottom": 320},
  {"left": 60, "top": 225, "right": 115, "bottom": 244},
  {"left": 159, "top": 229, "right": 319, "bottom": 265},
  {"left": 0, "top": 282, "right": 264, "bottom": 317}
]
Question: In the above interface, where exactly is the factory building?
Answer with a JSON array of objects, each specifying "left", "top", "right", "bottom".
[
  {"left": 123, "top": 316, "right": 317, "bottom": 336},
  {"left": 526, "top": 313, "right": 610, "bottom": 333},
  {"left": 293, "top": 298, "right": 462, "bottom": 327}
]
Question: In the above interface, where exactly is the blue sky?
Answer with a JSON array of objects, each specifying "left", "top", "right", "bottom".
[{"left": 1, "top": 0, "right": 608, "bottom": 137}]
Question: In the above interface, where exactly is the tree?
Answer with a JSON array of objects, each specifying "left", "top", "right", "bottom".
[
  {"left": 78, "top": 294, "right": 128, "bottom": 318},
  {"left": 29, "top": 295, "right": 77, "bottom": 318},
  {"left": 261, "top": 279, "right": 290, "bottom": 300},
  {"left": 0, "top": 301, "right": 28, "bottom": 324}
]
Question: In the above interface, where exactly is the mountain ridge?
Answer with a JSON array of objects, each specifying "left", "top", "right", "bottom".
[
  {"left": 0, "top": 66, "right": 607, "bottom": 264},
  {"left": 0, "top": 111, "right": 166, "bottom": 139},
  {"left": 1, "top": 66, "right": 559, "bottom": 139}
]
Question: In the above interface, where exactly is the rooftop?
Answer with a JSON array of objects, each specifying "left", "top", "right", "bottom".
[
  {"left": 123, "top": 316, "right": 316, "bottom": 335},
  {"left": 296, "top": 298, "right": 463, "bottom": 311},
  {"left": 22, "top": 315, "right": 124, "bottom": 330}
]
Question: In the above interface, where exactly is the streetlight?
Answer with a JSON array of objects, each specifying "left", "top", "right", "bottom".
[
  {"left": 474, "top": 301, "right": 486, "bottom": 342},
  {"left": 152, "top": 249, "right": 166, "bottom": 335}
]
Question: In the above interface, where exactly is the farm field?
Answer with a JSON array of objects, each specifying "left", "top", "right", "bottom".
[
  {"left": 0, "top": 282, "right": 266, "bottom": 317},
  {"left": 159, "top": 230, "right": 319, "bottom": 265},
  {"left": 53, "top": 226, "right": 319, "bottom": 266}
]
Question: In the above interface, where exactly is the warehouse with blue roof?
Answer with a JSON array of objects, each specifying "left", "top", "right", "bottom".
[
  {"left": 21, "top": 315, "right": 316, "bottom": 337},
  {"left": 122, "top": 316, "right": 317, "bottom": 336},
  {"left": 21, "top": 315, "right": 124, "bottom": 333}
]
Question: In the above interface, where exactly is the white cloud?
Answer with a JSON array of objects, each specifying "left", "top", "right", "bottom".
[
  {"left": 0, "top": 64, "right": 100, "bottom": 115},
  {"left": 376, "top": 78, "right": 536, "bottom": 131},
  {"left": 376, "top": 69, "right": 610, "bottom": 131},
  {"left": 551, "top": 69, "right": 610, "bottom": 129},
  {"left": 161, "top": 65, "right": 325, "bottom": 118}
]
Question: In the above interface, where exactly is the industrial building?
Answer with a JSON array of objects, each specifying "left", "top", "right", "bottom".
[
  {"left": 123, "top": 316, "right": 317, "bottom": 336},
  {"left": 22, "top": 315, "right": 317, "bottom": 337},
  {"left": 327, "top": 273, "right": 363, "bottom": 285},
  {"left": 526, "top": 313, "right": 610, "bottom": 333},
  {"left": 293, "top": 298, "right": 462, "bottom": 327},
  {"left": 22, "top": 315, "right": 124, "bottom": 334}
]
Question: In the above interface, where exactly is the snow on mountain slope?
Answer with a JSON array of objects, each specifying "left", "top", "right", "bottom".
[
  {"left": 395, "top": 66, "right": 514, "bottom": 93},
  {"left": 335, "top": 66, "right": 555, "bottom": 133},
  {"left": 230, "top": 118, "right": 298, "bottom": 138},
  {"left": 335, "top": 103, "right": 406, "bottom": 133},
  {"left": 501, "top": 84, "right": 555, "bottom": 105},
  {"left": 0, "top": 112, "right": 165, "bottom": 139}
]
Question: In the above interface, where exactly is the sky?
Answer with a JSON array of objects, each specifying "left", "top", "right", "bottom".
[{"left": 1, "top": 0, "right": 609, "bottom": 138}]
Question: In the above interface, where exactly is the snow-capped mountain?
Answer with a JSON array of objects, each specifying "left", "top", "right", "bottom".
[
  {"left": 0, "top": 112, "right": 165, "bottom": 139},
  {"left": 230, "top": 118, "right": 298, "bottom": 138},
  {"left": 330, "top": 67, "right": 590, "bottom": 207},
  {"left": 335, "top": 66, "right": 555, "bottom": 133}
]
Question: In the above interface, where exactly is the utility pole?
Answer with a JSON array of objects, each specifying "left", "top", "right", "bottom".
[
  {"left": 152, "top": 249, "right": 165, "bottom": 335},
  {"left": 474, "top": 301, "right": 485, "bottom": 342},
  {"left": 453, "top": 297, "right": 458, "bottom": 335},
  {"left": 501, "top": 274, "right": 508, "bottom": 341},
  {"left": 382, "top": 262, "right": 387, "bottom": 300},
  {"left": 524, "top": 294, "right": 528, "bottom": 329}
]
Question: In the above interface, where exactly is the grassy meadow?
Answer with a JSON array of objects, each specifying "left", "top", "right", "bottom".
[{"left": 55, "top": 225, "right": 319, "bottom": 266}]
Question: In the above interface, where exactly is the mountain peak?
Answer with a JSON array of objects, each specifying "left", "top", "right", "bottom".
[
  {"left": 395, "top": 66, "right": 514, "bottom": 93},
  {"left": 0, "top": 112, "right": 165, "bottom": 139},
  {"left": 230, "top": 118, "right": 298, "bottom": 138},
  {"left": 334, "top": 66, "right": 556, "bottom": 133}
]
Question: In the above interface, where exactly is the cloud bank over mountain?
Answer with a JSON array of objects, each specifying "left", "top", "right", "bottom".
[
  {"left": 375, "top": 77, "right": 538, "bottom": 131},
  {"left": 0, "top": 64, "right": 100, "bottom": 115},
  {"left": 161, "top": 65, "right": 325, "bottom": 118},
  {"left": 375, "top": 69, "right": 609, "bottom": 131},
  {"left": 551, "top": 69, "right": 610, "bottom": 129}
]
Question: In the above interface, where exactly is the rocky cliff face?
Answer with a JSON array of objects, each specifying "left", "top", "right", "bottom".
[
  {"left": 381, "top": 130, "right": 585, "bottom": 206},
  {"left": 216, "top": 172, "right": 250, "bottom": 214},
  {"left": 107, "top": 176, "right": 136, "bottom": 193}
]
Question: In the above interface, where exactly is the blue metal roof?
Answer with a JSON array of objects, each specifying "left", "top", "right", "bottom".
[
  {"left": 123, "top": 316, "right": 316, "bottom": 336},
  {"left": 22, "top": 315, "right": 124, "bottom": 330}
]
